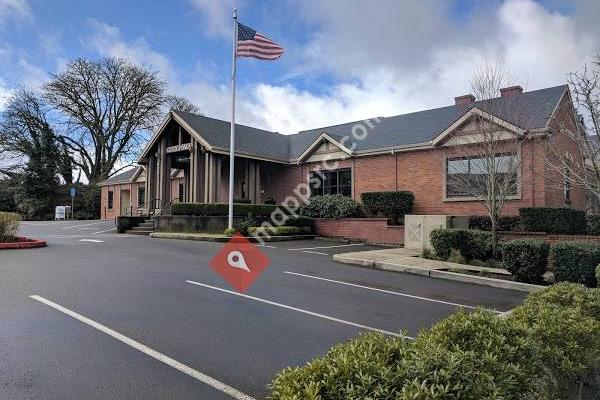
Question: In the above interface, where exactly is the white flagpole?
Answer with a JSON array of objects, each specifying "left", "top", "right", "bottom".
[{"left": 228, "top": 9, "right": 238, "bottom": 230}]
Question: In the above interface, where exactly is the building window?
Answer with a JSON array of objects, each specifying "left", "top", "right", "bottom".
[
  {"left": 446, "top": 154, "right": 518, "bottom": 198},
  {"left": 178, "top": 182, "right": 184, "bottom": 202},
  {"left": 107, "top": 190, "right": 114, "bottom": 210},
  {"left": 138, "top": 186, "right": 146, "bottom": 207},
  {"left": 310, "top": 168, "right": 352, "bottom": 197}
]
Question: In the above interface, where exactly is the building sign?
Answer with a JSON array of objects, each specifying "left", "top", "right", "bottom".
[{"left": 166, "top": 143, "right": 192, "bottom": 153}]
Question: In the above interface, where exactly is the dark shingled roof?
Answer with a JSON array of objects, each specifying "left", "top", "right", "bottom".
[
  {"left": 97, "top": 167, "right": 140, "bottom": 186},
  {"left": 172, "top": 85, "right": 568, "bottom": 162}
]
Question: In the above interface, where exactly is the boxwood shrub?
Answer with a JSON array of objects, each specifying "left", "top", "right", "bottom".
[
  {"left": 468, "top": 215, "right": 521, "bottom": 231},
  {"left": 270, "top": 284, "right": 600, "bottom": 399},
  {"left": 361, "top": 191, "right": 414, "bottom": 220},
  {"left": 551, "top": 242, "right": 600, "bottom": 287},
  {"left": 171, "top": 202, "right": 281, "bottom": 217},
  {"left": 284, "top": 215, "right": 315, "bottom": 232},
  {"left": 248, "top": 226, "right": 310, "bottom": 236},
  {"left": 502, "top": 239, "right": 549, "bottom": 283},
  {"left": 429, "top": 229, "right": 494, "bottom": 261},
  {"left": 301, "top": 195, "right": 363, "bottom": 219},
  {"left": 519, "top": 207, "right": 586, "bottom": 234},
  {"left": 586, "top": 214, "right": 600, "bottom": 235}
]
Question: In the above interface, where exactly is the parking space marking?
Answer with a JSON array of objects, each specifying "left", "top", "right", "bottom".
[
  {"left": 301, "top": 250, "right": 328, "bottom": 255},
  {"left": 288, "top": 243, "right": 364, "bottom": 251},
  {"left": 256, "top": 244, "right": 276, "bottom": 248},
  {"left": 29, "top": 295, "right": 256, "bottom": 400},
  {"left": 92, "top": 228, "right": 117, "bottom": 234},
  {"left": 284, "top": 271, "right": 500, "bottom": 313},
  {"left": 186, "top": 280, "right": 409, "bottom": 338},
  {"left": 79, "top": 239, "right": 105, "bottom": 243},
  {"left": 62, "top": 221, "right": 107, "bottom": 230}
]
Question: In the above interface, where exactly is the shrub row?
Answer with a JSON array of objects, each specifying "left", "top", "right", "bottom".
[
  {"left": 468, "top": 215, "right": 521, "bottom": 231},
  {"left": 171, "top": 202, "right": 281, "bottom": 217},
  {"left": 360, "top": 191, "right": 413, "bottom": 219},
  {"left": 270, "top": 283, "right": 600, "bottom": 399},
  {"left": 429, "top": 229, "right": 494, "bottom": 261},
  {"left": 519, "top": 207, "right": 587, "bottom": 234},
  {"left": 0, "top": 211, "right": 21, "bottom": 242},
  {"left": 247, "top": 226, "right": 312, "bottom": 236},
  {"left": 301, "top": 195, "right": 363, "bottom": 219}
]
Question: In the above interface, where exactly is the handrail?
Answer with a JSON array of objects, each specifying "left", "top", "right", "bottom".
[{"left": 155, "top": 197, "right": 180, "bottom": 217}]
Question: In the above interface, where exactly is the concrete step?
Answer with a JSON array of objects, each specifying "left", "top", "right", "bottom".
[
  {"left": 137, "top": 222, "right": 154, "bottom": 228},
  {"left": 130, "top": 226, "right": 153, "bottom": 231},
  {"left": 125, "top": 229, "right": 152, "bottom": 236}
]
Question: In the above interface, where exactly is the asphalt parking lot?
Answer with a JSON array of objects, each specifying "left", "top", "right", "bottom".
[{"left": 1, "top": 220, "right": 528, "bottom": 399}]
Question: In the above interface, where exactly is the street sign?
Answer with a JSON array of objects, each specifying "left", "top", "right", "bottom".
[
  {"left": 209, "top": 233, "right": 270, "bottom": 292},
  {"left": 70, "top": 187, "right": 76, "bottom": 198}
]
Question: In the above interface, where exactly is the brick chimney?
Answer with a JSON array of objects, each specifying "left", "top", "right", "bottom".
[
  {"left": 455, "top": 94, "right": 475, "bottom": 105},
  {"left": 500, "top": 85, "right": 523, "bottom": 97}
]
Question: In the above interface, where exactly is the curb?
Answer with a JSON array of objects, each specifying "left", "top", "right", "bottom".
[
  {"left": 333, "top": 255, "right": 544, "bottom": 293},
  {"left": 150, "top": 233, "right": 316, "bottom": 243},
  {"left": 0, "top": 237, "right": 47, "bottom": 250}
]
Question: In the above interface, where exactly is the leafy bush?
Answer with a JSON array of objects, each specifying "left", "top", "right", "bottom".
[
  {"left": 233, "top": 198, "right": 251, "bottom": 204},
  {"left": 235, "top": 218, "right": 259, "bottom": 236},
  {"left": 587, "top": 214, "right": 600, "bottom": 235},
  {"left": 502, "top": 239, "right": 549, "bottom": 284},
  {"left": 508, "top": 283, "right": 600, "bottom": 396},
  {"left": 223, "top": 228, "right": 235, "bottom": 237},
  {"left": 0, "top": 212, "right": 21, "bottom": 242},
  {"left": 301, "top": 195, "right": 363, "bottom": 219},
  {"left": 468, "top": 215, "right": 521, "bottom": 231},
  {"left": 429, "top": 229, "right": 494, "bottom": 261},
  {"left": 361, "top": 191, "right": 413, "bottom": 221},
  {"left": 551, "top": 242, "right": 600, "bottom": 287},
  {"left": 248, "top": 226, "right": 307, "bottom": 236},
  {"left": 284, "top": 216, "right": 315, "bottom": 232},
  {"left": 519, "top": 207, "right": 586, "bottom": 234},
  {"left": 597, "top": 264, "right": 600, "bottom": 287},
  {"left": 447, "top": 248, "right": 466, "bottom": 264},
  {"left": 172, "top": 202, "right": 281, "bottom": 217}
]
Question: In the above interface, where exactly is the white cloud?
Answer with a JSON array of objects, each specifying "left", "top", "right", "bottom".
[
  {"left": 188, "top": 0, "right": 236, "bottom": 38},
  {"left": 0, "top": 77, "right": 13, "bottom": 110},
  {"left": 0, "top": 0, "right": 29, "bottom": 22}
]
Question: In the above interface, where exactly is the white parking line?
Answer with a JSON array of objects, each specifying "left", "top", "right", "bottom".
[
  {"left": 62, "top": 221, "right": 107, "bottom": 230},
  {"left": 284, "top": 271, "right": 500, "bottom": 313},
  {"left": 29, "top": 295, "right": 256, "bottom": 400},
  {"left": 79, "top": 239, "right": 105, "bottom": 243},
  {"left": 288, "top": 243, "right": 364, "bottom": 251},
  {"left": 92, "top": 228, "right": 117, "bottom": 235},
  {"left": 256, "top": 244, "right": 276, "bottom": 248},
  {"left": 302, "top": 250, "right": 328, "bottom": 255},
  {"left": 186, "top": 280, "right": 408, "bottom": 338}
]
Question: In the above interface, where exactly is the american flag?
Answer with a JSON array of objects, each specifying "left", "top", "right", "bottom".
[{"left": 236, "top": 22, "right": 284, "bottom": 60}]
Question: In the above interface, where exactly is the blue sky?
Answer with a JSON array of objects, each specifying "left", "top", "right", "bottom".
[{"left": 0, "top": 0, "right": 599, "bottom": 134}]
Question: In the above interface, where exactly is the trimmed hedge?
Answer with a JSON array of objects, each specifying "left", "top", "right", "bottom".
[
  {"left": 171, "top": 202, "right": 280, "bottom": 217},
  {"left": 361, "top": 191, "right": 414, "bottom": 219},
  {"left": 284, "top": 216, "right": 315, "bottom": 232},
  {"left": 551, "top": 242, "right": 600, "bottom": 287},
  {"left": 270, "top": 283, "right": 600, "bottom": 399},
  {"left": 0, "top": 211, "right": 21, "bottom": 242},
  {"left": 587, "top": 214, "right": 600, "bottom": 235},
  {"left": 502, "top": 239, "right": 549, "bottom": 283},
  {"left": 248, "top": 226, "right": 310, "bottom": 236},
  {"left": 301, "top": 195, "right": 363, "bottom": 219},
  {"left": 519, "top": 207, "right": 586, "bottom": 234},
  {"left": 468, "top": 215, "right": 521, "bottom": 231},
  {"left": 429, "top": 229, "right": 494, "bottom": 261}
]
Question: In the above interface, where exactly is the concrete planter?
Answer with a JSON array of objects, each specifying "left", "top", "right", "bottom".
[
  {"left": 0, "top": 237, "right": 46, "bottom": 249},
  {"left": 155, "top": 215, "right": 247, "bottom": 234}
]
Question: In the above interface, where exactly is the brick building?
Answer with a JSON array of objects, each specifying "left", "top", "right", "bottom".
[{"left": 99, "top": 84, "right": 585, "bottom": 220}]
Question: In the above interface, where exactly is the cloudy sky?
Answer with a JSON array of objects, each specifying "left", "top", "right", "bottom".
[{"left": 0, "top": 0, "right": 598, "bottom": 134}]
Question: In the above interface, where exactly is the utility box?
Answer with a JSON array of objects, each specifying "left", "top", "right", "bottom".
[
  {"left": 54, "top": 206, "right": 72, "bottom": 220},
  {"left": 404, "top": 215, "right": 469, "bottom": 251}
]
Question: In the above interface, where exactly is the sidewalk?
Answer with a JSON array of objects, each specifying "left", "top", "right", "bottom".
[{"left": 333, "top": 247, "right": 544, "bottom": 293}]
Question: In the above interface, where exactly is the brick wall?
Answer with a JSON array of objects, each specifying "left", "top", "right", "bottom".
[{"left": 314, "top": 218, "right": 404, "bottom": 245}]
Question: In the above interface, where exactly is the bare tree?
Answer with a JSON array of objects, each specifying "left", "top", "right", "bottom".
[
  {"left": 165, "top": 95, "right": 202, "bottom": 115},
  {"left": 542, "top": 57, "right": 600, "bottom": 212},
  {"left": 44, "top": 57, "right": 166, "bottom": 184},
  {"left": 443, "top": 64, "right": 526, "bottom": 256}
]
